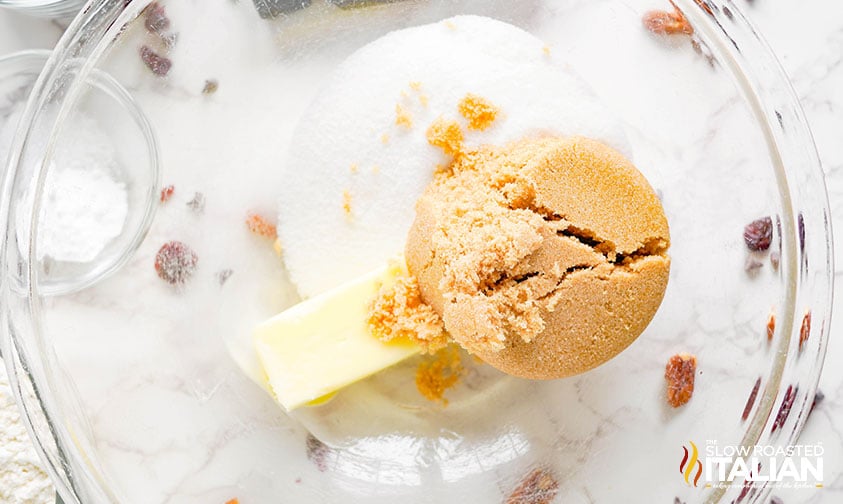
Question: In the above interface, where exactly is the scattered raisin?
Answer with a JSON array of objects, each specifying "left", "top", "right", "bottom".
[
  {"left": 770, "top": 497, "right": 783, "bottom": 504},
  {"left": 187, "top": 192, "right": 206, "bottom": 213},
  {"left": 506, "top": 468, "right": 559, "bottom": 504},
  {"left": 799, "top": 311, "right": 811, "bottom": 351},
  {"left": 766, "top": 312, "right": 775, "bottom": 341},
  {"left": 245, "top": 212, "right": 277, "bottom": 239},
  {"left": 140, "top": 45, "right": 171, "bottom": 77},
  {"left": 202, "top": 79, "right": 219, "bottom": 95},
  {"left": 771, "top": 385, "right": 797, "bottom": 433},
  {"left": 743, "top": 217, "right": 772, "bottom": 251},
  {"left": 160, "top": 184, "right": 174, "bottom": 203},
  {"left": 305, "top": 433, "right": 331, "bottom": 472},
  {"left": 741, "top": 377, "right": 761, "bottom": 421},
  {"left": 642, "top": 2, "right": 693, "bottom": 35},
  {"left": 665, "top": 353, "right": 696, "bottom": 408},
  {"left": 144, "top": 2, "right": 170, "bottom": 35},
  {"left": 154, "top": 241, "right": 198, "bottom": 285}
]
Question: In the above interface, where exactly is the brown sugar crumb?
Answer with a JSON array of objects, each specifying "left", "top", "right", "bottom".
[
  {"left": 766, "top": 312, "right": 776, "bottom": 341},
  {"left": 419, "top": 93, "right": 429, "bottom": 108},
  {"left": 381, "top": 133, "right": 390, "bottom": 144},
  {"left": 458, "top": 93, "right": 500, "bottom": 131},
  {"left": 426, "top": 117, "right": 464, "bottom": 155},
  {"left": 342, "top": 190, "right": 353, "bottom": 217},
  {"left": 367, "top": 274, "right": 449, "bottom": 353},
  {"left": 415, "top": 345, "right": 463, "bottom": 404},
  {"left": 224, "top": 499, "right": 239, "bottom": 504},
  {"left": 245, "top": 212, "right": 277, "bottom": 239},
  {"left": 506, "top": 468, "right": 559, "bottom": 504},
  {"left": 350, "top": 163, "right": 359, "bottom": 174},
  {"left": 542, "top": 45, "right": 551, "bottom": 56},
  {"left": 665, "top": 353, "right": 696, "bottom": 407},
  {"left": 409, "top": 81, "right": 422, "bottom": 91},
  {"left": 396, "top": 103, "right": 413, "bottom": 129},
  {"left": 444, "top": 20, "right": 457, "bottom": 30}
]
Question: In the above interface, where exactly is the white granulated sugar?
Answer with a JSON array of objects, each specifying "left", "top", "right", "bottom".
[
  {"left": 0, "top": 364, "right": 54, "bottom": 504},
  {"left": 278, "top": 15, "right": 629, "bottom": 298}
]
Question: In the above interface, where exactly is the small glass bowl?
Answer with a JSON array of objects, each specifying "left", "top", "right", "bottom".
[
  {"left": 0, "top": 0, "right": 85, "bottom": 18},
  {"left": 1, "top": 1, "right": 832, "bottom": 503}
]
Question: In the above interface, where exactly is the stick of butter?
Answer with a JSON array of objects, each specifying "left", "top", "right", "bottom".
[{"left": 254, "top": 260, "right": 421, "bottom": 411}]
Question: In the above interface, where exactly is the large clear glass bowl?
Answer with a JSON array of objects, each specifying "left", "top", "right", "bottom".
[{"left": 0, "top": 0, "right": 832, "bottom": 503}]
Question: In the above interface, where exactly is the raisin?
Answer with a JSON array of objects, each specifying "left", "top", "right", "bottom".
[
  {"left": 506, "top": 468, "right": 559, "bottom": 504},
  {"left": 743, "top": 217, "right": 772, "bottom": 251},
  {"left": 154, "top": 241, "right": 198, "bottom": 285},
  {"left": 665, "top": 353, "right": 696, "bottom": 407},
  {"left": 140, "top": 45, "right": 171, "bottom": 77},
  {"left": 144, "top": 2, "right": 170, "bottom": 35}
]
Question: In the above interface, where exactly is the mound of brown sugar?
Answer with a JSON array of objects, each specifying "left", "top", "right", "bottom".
[
  {"left": 367, "top": 273, "right": 449, "bottom": 354},
  {"left": 405, "top": 136, "right": 670, "bottom": 379}
]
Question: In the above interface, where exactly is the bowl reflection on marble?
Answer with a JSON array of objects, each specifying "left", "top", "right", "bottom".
[{"left": 0, "top": 0, "right": 831, "bottom": 503}]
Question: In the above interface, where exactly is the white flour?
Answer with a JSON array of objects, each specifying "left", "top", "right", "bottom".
[{"left": 0, "top": 363, "right": 54, "bottom": 504}]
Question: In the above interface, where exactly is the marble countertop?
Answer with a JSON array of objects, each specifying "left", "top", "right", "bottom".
[{"left": 0, "top": 1, "right": 840, "bottom": 503}]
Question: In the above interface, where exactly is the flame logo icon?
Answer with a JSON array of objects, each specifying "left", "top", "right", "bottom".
[{"left": 680, "top": 441, "right": 703, "bottom": 487}]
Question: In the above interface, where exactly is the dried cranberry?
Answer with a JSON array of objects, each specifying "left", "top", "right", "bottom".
[
  {"left": 154, "top": 241, "right": 198, "bottom": 285},
  {"left": 743, "top": 217, "right": 772, "bottom": 251},
  {"left": 140, "top": 45, "right": 171, "bottom": 77},
  {"left": 665, "top": 353, "right": 696, "bottom": 408}
]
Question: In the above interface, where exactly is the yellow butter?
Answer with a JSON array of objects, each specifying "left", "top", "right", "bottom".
[{"left": 254, "top": 260, "right": 420, "bottom": 411}]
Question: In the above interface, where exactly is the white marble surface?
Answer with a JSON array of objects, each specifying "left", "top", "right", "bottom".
[{"left": 0, "top": 1, "right": 841, "bottom": 503}]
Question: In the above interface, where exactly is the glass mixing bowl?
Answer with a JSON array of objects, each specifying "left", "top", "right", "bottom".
[{"left": 0, "top": 0, "right": 832, "bottom": 503}]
